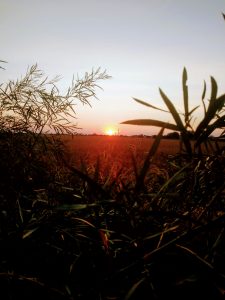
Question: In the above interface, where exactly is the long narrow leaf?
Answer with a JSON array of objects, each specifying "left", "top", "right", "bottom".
[
  {"left": 133, "top": 97, "right": 168, "bottom": 113},
  {"left": 22, "top": 228, "right": 39, "bottom": 239},
  {"left": 121, "top": 119, "right": 178, "bottom": 131},
  {"left": 210, "top": 76, "right": 218, "bottom": 100},
  {"left": 188, "top": 105, "right": 200, "bottom": 117},
  {"left": 195, "top": 94, "right": 225, "bottom": 139},
  {"left": 176, "top": 244, "right": 215, "bottom": 270},
  {"left": 215, "top": 94, "right": 225, "bottom": 113},
  {"left": 135, "top": 127, "right": 164, "bottom": 192},
  {"left": 159, "top": 88, "right": 192, "bottom": 155},
  {"left": 151, "top": 163, "right": 191, "bottom": 206},
  {"left": 201, "top": 80, "right": 207, "bottom": 115},
  {"left": 159, "top": 88, "right": 185, "bottom": 131},
  {"left": 124, "top": 278, "right": 146, "bottom": 300},
  {"left": 195, "top": 115, "right": 225, "bottom": 147},
  {"left": 182, "top": 67, "right": 189, "bottom": 125}
]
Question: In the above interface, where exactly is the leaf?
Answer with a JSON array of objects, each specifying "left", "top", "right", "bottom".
[
  {"left": 188, "top": 105, "right": 200, "bottom": 117},
  {"left": 195, "top": 93, "right": 225, "bottom": 139},
  {"left": 195, "top": 76, "right": 220, "bottom": 138},
  {"left": 159, "top": 88, "right": 192, "bottom": 155},
  {"left": 195, "top": 115, "right": 225, "bottom": 147},
  {"left": 121, "top": 119, "right": 178, "bottom": 131},
  {"left": 17, "top": 198, "right": 24, "bottom": 224},
  {"left": 133, "top": 97, "right": 168, "bottom": 113},
  {"left": 210, "top": 76, "right": 218, "bottom": 100},
  {"left": 176, "top": 244, "right": 214, "bottom": 270},
  {"left": 201, "top": 80, "right": 207, "bottom": 115},
  {"left": 159, "top": 89, "right": 185, "bottom": 131},
  {"left": 124, "top": 278, "right": 146, "bottom": 300},
  {"left": 143, "top": 225, "right": 179, "bottom": 241},
  {"left": 72, "top": 217, "right": 96, "bottom": 228},
  {"left": 22, "top": 228, "right": 39, "bottom": 239},
  {"left": 56, "top": 204, "right": 96, "bottom": 210},
  {"left": 182, "top": 67, "right": 189, "bottom": 124},
  {"left": 135, "top": 127, "right": 164, "bottom": 192},
  {"left": 151, "top": 163, "right": 191, "bottom": 205},
  {"left": 215, "top": 94, "right": 225, "bottom": 113}
]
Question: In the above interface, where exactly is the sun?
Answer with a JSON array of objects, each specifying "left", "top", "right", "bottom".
[{"left": 105, "top": 127, "right": 116, "bottom": 136}]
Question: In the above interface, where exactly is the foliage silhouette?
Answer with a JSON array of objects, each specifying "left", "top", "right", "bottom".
[{"left": 121, "top": 68, "right": 225, "bottom": 156}]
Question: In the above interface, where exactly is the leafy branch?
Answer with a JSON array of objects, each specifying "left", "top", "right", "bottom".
[{"left": 0, "top": 64, "right": 111, "bottom": 135}]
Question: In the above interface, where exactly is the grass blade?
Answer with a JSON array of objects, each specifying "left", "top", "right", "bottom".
[
  {"left": 135, "top": 127, "right": 164, "bottom": 192},
  {"left": 195, "top": 93, "right": 225, "bottom": 139},
  {"left": 124, "top": 278, "right": 146, "bottom": 300},
  {"left": 176, "top": 244, "right": 215, "bottom": 271},
  {"left": 17, "top": 198, "right": 24, "bottom": 224},
  {"left": 188, "top": 105, "right": 200, "bottom": 117},
  {"left": 195, "top": 115, "right": 225, "bottom": 147},
  {"left": 151, "top": 163, "right": 191, "bottom": 206},
  {"left": 201, "top": 80, "right": 207, "bottom": 115},
  {"left": 22, "top": 228, "right": 39, "bottom": 239},
  {"left": 159, "top": 88, "right": 185, "bottom": 132},
  {"left": 210, "top": 76, "right": 218, "bottom": 100},
  {"left": 56, "top": 204, "right": 90, "bottom": 210},
  {"left": 121, "top": 119, "right": 178, "bottom": 131},
  {"left": 182, "top": 67, "right": 189, "bottom": 125},
  {"left": 159, "top": 88, "right": 192, "bottom": 155},
  {"left": 133, "top": 97, "right": 168, "bottom": 113}
]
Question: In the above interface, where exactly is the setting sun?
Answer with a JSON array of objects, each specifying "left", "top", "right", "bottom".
[{"left": 104, "top": 127, "right": 117, "bottom": 136}]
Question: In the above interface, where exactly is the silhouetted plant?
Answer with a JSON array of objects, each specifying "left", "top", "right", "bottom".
[
  {"left": 0, "top": 64, "right": 110, "bottom": 230},
  {"left": 0, "top": 64, "right": 110, "bottom": 135},
  {"left": 121, "top": 68, "right": 225, "bottom": 156}
]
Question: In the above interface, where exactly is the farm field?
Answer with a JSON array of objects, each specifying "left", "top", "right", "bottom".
[
  {"left": 61, "top": 135, "right": 181, "bottom": 186},
  {"left": 63, "top": 135, "right": 180, "bottom": 167},
  {"left": 61, "top": 134, "right": 225, "bottom": 185}
]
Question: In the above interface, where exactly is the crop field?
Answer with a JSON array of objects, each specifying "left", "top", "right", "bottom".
[
  {"left": 63, "top": 135, "right": 180, "bottom": 160},
  {"left": 59, "top": 135, "right": 181, "bottom": 190},
  {"left": 61, "top": 135, "right": 224, "bottom": 188},
  {"left": 63, "top": 134, "right": 178, "bottom": 169}
]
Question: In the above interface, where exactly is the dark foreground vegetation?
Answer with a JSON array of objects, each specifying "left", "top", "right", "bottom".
[{"left": 1, "top": 62, "right": 225, "bottom": 300}]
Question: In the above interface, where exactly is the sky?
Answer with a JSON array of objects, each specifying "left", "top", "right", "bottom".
[{"left": 1, "top": 0, "right": 225, "bottom": 136}]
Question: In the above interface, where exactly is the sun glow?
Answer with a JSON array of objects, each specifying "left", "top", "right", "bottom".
[{"left": 104, "top": 127, "right": 117, "bottom": 136}]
